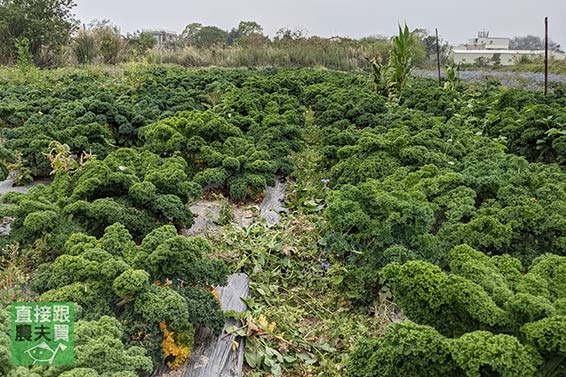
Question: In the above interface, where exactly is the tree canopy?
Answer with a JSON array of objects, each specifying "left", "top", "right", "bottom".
[
  {"left": 0, "top": 0, "right": 78, "bottom": 65},
  {"left": 510, "top": 35, "right": 563, "bottom": 52}
]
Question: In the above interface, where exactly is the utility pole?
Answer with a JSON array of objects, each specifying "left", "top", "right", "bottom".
[
  {"left": 544, "top": 17, "right": 549, "bottom": 96},
  {"left": 435, "top": 28, "right": 441, "bottom": 87}
]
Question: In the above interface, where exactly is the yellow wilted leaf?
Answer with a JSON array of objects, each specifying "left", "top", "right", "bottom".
[
  {"left": 268, "top": 322, "right": 276, "bottom": 333},
  {"left": 231, "top": 340, "right": 239, "bottom": 351},
  {"left": 257, "top": 314, "right": 276, "bottom": 332},
  {"left": 208, "top": 286, "right": 221, "bottom": 303},
  {"left": 258, "top": 314, "right": 268, "bottom": 328},
  {"left": 160, "top": 321, "right": 190, "bottom": 370}
]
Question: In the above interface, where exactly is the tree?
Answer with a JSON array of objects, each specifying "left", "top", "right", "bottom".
[
  {"left": 408, "top": 28, "right": 428, "bottom": 66},
  {"left": 510, "top": 35, "right": 562, "bottom": 53},
  {"left": 417, "top": 29, "right": 451, "bottom": 65},
  {"left": 192, "top": 25, "right": 227, "bottom": 48},
  {"left": 274, "top": 27, "right": 307, "bottom": 47},
  {"left": 236, "top": 20, "right": 263, "bottom": 36},
  {"left": 227, "top": 20, "right": 265, "bottom": 46},
  {"left": 180, "top": 22, "right": 202, "bottom": 44},
  {"left": 0, "top": 0, "right": 78, "bottom": 65},
  {"left": 126, "top": 31, "right": 156, "bottom": 56},
  {"left": 181, "top": 23, "right": 228, "bottom": 48}
]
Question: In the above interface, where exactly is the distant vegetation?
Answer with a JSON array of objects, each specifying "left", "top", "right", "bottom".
[
  {"left": 1, "top": 0, "right": 560, "bottom": 74},
  {"left": 509, "top": 35, "right": 563, "bottom": 52},
  {"left": 500, "top": 57, "right": 566, "bottom": 75}
]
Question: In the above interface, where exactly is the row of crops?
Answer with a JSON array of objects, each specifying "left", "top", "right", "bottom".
[{"left": 1, "top": 65, "right": 565, "bottom": 376}]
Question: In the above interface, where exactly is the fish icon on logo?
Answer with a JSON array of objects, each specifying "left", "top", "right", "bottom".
[{"left": 24, "top": 342, "right": 67, "bottom": 365}]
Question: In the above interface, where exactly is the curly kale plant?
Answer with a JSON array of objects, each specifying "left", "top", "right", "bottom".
[
  {"left": 141, "top": 110, "right": 277, "bottom": 200},
  {"left": 1, "top": 148, "right": 198, "bottom": 256},
  {"left": 32, "top": 223, "right": 227, "bottom": 364},
  {"left": 347, "top": 246, "right": 566, "bottom": 377}
]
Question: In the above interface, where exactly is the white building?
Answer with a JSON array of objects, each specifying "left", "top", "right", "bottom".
[
  {"left": 143, "top": 29, "right": 178, "bottom": 48},
  {"left": 451, "top": 31, "right": 565, "bottom": 66},
  {"left": 464, "top": 31, "right": 510, "bottom": 50}
]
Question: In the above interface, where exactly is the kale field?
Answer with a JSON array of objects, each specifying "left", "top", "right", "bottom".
[{"left": 1, "top": 64, "right": 566, "bottom": 376}]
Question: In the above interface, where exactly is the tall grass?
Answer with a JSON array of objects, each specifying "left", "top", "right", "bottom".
[
  {"left": 147, "top": 40, "right": 388, "bottom": 71},
  {"left": 74, "top": 30, "right": 97, "bottom": 64}
]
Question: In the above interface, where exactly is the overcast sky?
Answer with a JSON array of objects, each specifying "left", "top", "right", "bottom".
[{"left": 74, "top": 0, "right": 565, "bottom": 46}]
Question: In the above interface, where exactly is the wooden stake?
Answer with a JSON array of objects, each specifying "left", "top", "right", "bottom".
[
  {"left": 545, "top": 17, "right": 549, "bottom": 96},
  {"left": 436, "top": 28, "right": 441, "bottom": 86}
]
